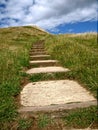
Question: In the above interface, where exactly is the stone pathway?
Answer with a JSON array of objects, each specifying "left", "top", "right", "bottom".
[{"left": 19, "top": 41, "right": 96, "bottom": 112}]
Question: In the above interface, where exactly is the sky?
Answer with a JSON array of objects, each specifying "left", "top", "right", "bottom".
[{"left": 0, "top": 0, "right": 97, "bottom": 34}]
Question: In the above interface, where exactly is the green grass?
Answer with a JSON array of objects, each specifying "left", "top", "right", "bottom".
[
  {"left": 18, "top": 118, "right": 33, "bottom": 130},
  {"left": 63, "top": 106, "right": 98, "bottom": 128},
  {"left": 0, "top": 26, "right": 97, "bottom": 129},
  {"left": 45, "top": 33, "right": 98, "bottom": 98},
  {"left": 29, "top": 72, "right": 71, "bottom": 82},
  {"left": 38, "top": 114, "right": 53, "bottom": 128},
  {"left": 0, "top": 26, "right": 48, "bottom": 129},
  {"left": 43, "top": 33, "right": 98, "bottom": 129}
]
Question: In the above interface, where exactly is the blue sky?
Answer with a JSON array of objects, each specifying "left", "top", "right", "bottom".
[
  {"left": 0, "top": 0, "right": 97, "bottom": 34},
  {"left": 48, "top": 21, "right": 98, "bottom": 34}
]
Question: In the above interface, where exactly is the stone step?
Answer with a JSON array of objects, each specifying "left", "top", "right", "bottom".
[
  {"left": 20, "top": 80, "right": 96, "bottom": 109},
  {"left": 32, "top": 45, "right": 44, "bottom": 48},
  {"left": 33, "top": 43, "right": 44, "bottom": 46},
  {"left": 29, "top": 60, "right": 58, "bottom": 67},
  {"left": 30, "top": 55, "right": 51, "bottom": 60},
  {"left": 19, "top": 100, "right": 96, "bottom": 112},
  {"left": 33, "top": 43, "right": 44, "bottom": 45},
  {"left": 30, "top": 52, "right": 47, "bottom": 55},
  {"left": 26, "top": 66, "right": 70, "bottom": 74},
  {"left": 31, "top": 47, "right": 44, "bottom": 49},
  {"left": 30, "top": 49, "right": 45, "bottom": 52}
]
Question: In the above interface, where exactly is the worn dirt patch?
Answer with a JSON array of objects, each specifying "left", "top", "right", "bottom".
[{"left": 20, "top": 80, "right": 95, "bottom": 107}]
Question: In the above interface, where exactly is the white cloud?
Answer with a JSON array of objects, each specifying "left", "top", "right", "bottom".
[{"left": 0, "top": 0, "right": 97, "bottom": 30}]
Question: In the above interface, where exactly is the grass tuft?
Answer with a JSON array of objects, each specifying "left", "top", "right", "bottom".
[{"left": 63, "top": 106, "right": 98, "bottom": 128}]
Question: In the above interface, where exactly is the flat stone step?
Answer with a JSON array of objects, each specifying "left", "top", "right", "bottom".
[
  {"left": 30, "top": 55, "right": 51, "bottom": 60},
  {"left": 30, "top": 49, "right": 45, "bottom": 52},
  {"left": 32, "top": 45, "right": 44, "bottom": 48},
  {"left": 26, "top": 66, "right": 70, "bottom": 74},
  {"left": 30, "top": 52, "right": 47, "bottom": 55},
  {"left": 29, "top": 60, "right": 58, "bottom": 66},
  {"left": 31, "top": 47, "right": 44, "bottom": 49},
  {"left": 19, "top": 100, "right": 96, "bottom": 112},
  {"left": 33, "top": 43, "right": 44, "bottom": 46},
  {"left": 20, "top": 80, "right": 96, "bottom": 108}
]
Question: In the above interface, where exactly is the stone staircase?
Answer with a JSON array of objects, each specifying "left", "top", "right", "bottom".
[{"left": 19, "top": 41, "right": 96, "bottom": 112}]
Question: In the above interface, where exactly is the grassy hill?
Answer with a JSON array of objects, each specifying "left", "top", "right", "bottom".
[
  {"left": 44, "top": 33, "right": 97, "bottom": 129},
  {"left": 45, "top": 33, "right": 98, "bottom": 97},
  {"left": 0, "top": 26, "right": 49, "bottom": 129},
  {"left": 0, "top": 26, "right": 97, "bottom": 129}
]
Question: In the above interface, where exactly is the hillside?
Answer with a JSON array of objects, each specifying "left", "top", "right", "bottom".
[
  {"left": 45, "top": 33, "right": 98, "bottom": 97},
  {"left": 0, "top": 26, "right": 97, "bottom": 130},
  {"left": 0, "top": 25, "right": 49, "bottom": 86},
  {"left": 0, "top": 26, "right": 49, "bottom": 129}
]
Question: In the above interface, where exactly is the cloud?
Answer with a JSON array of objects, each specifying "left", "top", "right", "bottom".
[{"left": 0, "top": 0, "right": 97, "bottom": 30}]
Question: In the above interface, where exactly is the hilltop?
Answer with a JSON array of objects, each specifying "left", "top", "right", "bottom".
[{"left": 0, "top": 25, "right": 49, "bottom": 39}]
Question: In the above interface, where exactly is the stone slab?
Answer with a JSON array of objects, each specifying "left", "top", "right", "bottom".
[
  {"left": 30, "top": 55, "right": 50, "bottom": 58},
  {"left": 26, "top": 66, "right": 69, "bottom": 74},
  {"left": 30, "top": 52, "right": 47, "bottom": 55},
  {"left": 30, "top": 55, "right": 51, "bottom": 60},
  {"left": 29, "top": 60, "right": 58, "bottom": 64},
  {"left": 19, "top": 100, "right": 96, "bottom": 112},
  {"left": 31, "top": 47, "right": 44, "bottom": 49},
  {"left": 30, "top": 49, "right": 45, "bottom": 52},
  {"left": 20, "top": 80, "right": 95, "bottom": 107}
]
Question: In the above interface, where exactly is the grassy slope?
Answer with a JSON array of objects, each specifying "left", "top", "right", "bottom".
[
  {"left": 0, "top": 26, "right": 97, "bottom": 129},
  {"left": 45, "top": 33, "right": 98, "bottom": 97},
  {"left": 44, "top": 33, "right": 98, "bottom": 129},
  {"left": 0, "top": 26, "right": 48, "bottom": 129}
]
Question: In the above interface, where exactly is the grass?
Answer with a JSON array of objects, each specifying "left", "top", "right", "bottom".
[
  {"left": 38, "top": 114, "right": 53, "bottom": 128},
  {"left": 18, "top": 118, "right": 33, "bottom": 130},
  {"left": 45, "top": 33, "right": 98, "bottom": 98},
  {"left": 63, "top": 106, "right": 98, "bottom": 128},
  {"left": 29, "top": 72, "right": 70, "bottom": 82},
  {"left": 0, "top": 26, "right": 48, "bottom": 129},
  {"left": 0, "top": 26, "right": 97, "bottom": 129},
  {"left": 43, "top": 33, "right": 98, "bottom": 129}
]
